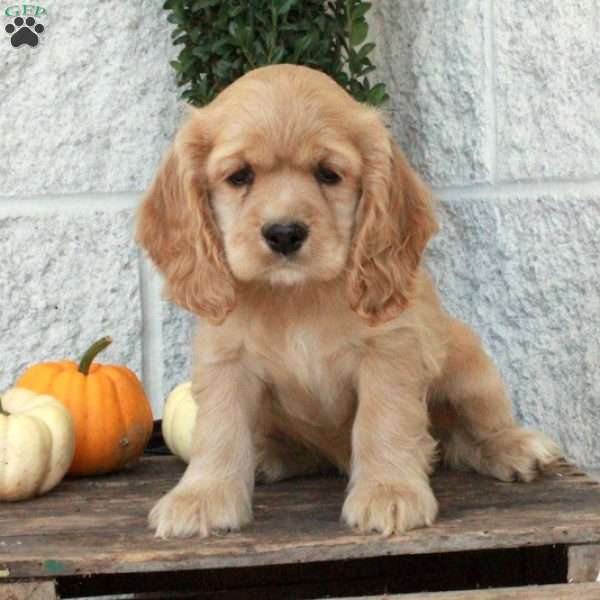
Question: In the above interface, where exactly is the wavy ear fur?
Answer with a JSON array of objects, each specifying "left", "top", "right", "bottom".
[
  {"left": 347, "top": 123, "right": 438, "bottom": 325},
  {"left": 136, "top": 116, "right": 236, "bottom": 323}
]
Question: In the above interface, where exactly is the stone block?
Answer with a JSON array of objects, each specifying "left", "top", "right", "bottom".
[
  {"left": 369, "top": 0, "right": 492, "bottom": 186},
  {"left": 0, "top": 1, "right": 183, "bottom": 196},
  {"left": 495, "top": 0, "right": 600, "bottom": 180},
  {"left": 0, "top": 208, "right": 142, "bottom": 391}
]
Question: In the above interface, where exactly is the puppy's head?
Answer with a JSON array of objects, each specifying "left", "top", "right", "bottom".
[{"left": 137, "top": 65, "right": 437, "bottom": 325}]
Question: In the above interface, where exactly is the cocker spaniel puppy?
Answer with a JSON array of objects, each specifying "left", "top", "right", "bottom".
[{"left": 137, "top": 64, "right": 559, "bottom": 538}]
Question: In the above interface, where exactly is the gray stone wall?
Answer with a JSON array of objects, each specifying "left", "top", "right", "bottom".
[{"left": 1, "top": 2, "right": 598, "bottom": 468}]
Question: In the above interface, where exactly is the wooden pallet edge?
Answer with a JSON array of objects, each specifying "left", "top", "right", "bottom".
[
  {"left": 0, "top": 581, "right": 56, "bottom": 600},
  {"left": 569, "top": 543, "right": 600, "bottom": 583}
]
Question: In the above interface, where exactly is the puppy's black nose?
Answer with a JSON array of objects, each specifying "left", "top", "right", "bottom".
[{"left": 262, "top": 222, "right": 309, "bottom": 256}]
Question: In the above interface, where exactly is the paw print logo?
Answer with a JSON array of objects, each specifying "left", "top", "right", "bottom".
[{"left": 5, "top": 16, "right": 45, "bottom": 48}]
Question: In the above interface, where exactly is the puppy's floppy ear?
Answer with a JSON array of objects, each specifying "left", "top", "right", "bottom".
[
  {"left": 347, "top": 123, "right": 438, "bottom": 325},
  {"left": 136, "top": 115, "right": 236, "bottom": 324}
]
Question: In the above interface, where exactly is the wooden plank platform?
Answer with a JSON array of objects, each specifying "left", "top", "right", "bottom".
[{"left": 0, "top": 456, "right": 599, "bottom": 598}]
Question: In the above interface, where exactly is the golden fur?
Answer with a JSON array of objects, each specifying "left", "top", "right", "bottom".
[{"left": 137, "top": 65, "right": 559, "bottom": 539}]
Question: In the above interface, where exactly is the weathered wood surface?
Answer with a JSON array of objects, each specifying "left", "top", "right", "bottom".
[
  {"left": 0, "top": 581, "right": 57, "bottom": 600},
  {"left": 569, "top": 544, "right": 600, "bottom": 582},
  {"left": 332, "top": 582, "right": 600, "bottom": 599},
  {"left": 0, "top": 457, "right": 599, "bottom": 579}
]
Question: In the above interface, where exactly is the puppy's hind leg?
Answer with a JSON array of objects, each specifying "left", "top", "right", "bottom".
[
  {"left": 255, "top": 434, "right": 334, "bottom": 484},
  {"left": 431, "top": 318, "right": 560, "bottom": 482}
]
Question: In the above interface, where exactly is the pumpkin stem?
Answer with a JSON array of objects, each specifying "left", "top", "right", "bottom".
[
  {"left": 78, "top": 336, "right": 112, "bottom": 375},
  {"left": 0, "top": 398, "right": 6, "bottom": 416}
]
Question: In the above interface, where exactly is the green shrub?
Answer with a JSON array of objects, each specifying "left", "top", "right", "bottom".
[{"left": 164, "top": 0, "right": 388, "bottom": 107}]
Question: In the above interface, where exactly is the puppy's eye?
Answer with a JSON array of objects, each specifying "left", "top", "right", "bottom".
[
  {"left": 227, "top": 166, "right": 254, "bottom": 187},
  {"left": 315, "top": 165, "right": 341, "bottom": 185}
]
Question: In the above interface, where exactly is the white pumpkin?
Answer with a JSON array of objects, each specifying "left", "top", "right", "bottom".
[
  {"left": 0, "top": 387, "right": 75, "bottom": 501},
  {"left": 162, "top": 381, "right": 197, "bottom": 463}
]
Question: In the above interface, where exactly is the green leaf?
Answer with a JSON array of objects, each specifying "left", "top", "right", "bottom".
[
  {"left": 188, "top": 28, "right": 200, "bottom": 43},
  {"left": 239, "top": 26, "right": 254, "bottom": 47},
  {"left": 352, "top": 2, "right": 371, "bottom": 20},
  {"left": 214, "top": 59, "right": 232, "bottom": 79},
  {"left": 357, "top": 64, "right": 376, "bottom": 77},
  {"left": 169, "top": 60, "right": 183, "bottom": 72},
  {"left": 211, "top": 37, "right": 234, "bottom": 53},
  {"left": 192, "top": 0, "right": 220, "bottom": 9},
  {"left": 192, "top": 47, "right": 209, "bottom": 58},
  {"left": 254, "top": 39, "right": 267, "bottom": 62},
  {"left": 349, "top": 79, "right": 365, "bottom": 96},
  {"left": 336, "top": 71, "right": 350, "bottom": 86},
  {"left": 279, "top": 23, "right": 301, "bottom": 33},
  {"left": 229, "top": 5, "right": 245, "bottom": 18},
  {"left": 271, "top": 47, "right": 286, "bottom": 63},
  {"left": 367, "top": 83, "right": 388, "bottom": 106},
  {"left": 274, "top": 0, "right": 296, "bottom": 16},
  {"left": 357, "top": 42, "right": 375, "bottom": 60},
  {"left": 228, "top": 21, "right": 239, "bottom": 39},
  {"left": 264, "top": 30, "right": 276, "bottom": 49},
  {"left": 293, "top": 32, "right": 315, "bottom": 59},
  {"left": 350, "top": 21, "right": 368, "bottom": 46},
  {"left": 166, "top": 12, "right": 184, "bottom": 25}
]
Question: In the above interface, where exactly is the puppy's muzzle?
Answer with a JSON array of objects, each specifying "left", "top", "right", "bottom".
[{"left": 262, "top": 222, "right": 309, "bottom": 256}]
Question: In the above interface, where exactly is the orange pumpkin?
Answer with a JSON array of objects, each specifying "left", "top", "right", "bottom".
[{"left": 17, "top": 337, "right": 153, "bottom": 476}]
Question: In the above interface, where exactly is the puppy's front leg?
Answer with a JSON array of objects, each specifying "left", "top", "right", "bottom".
[
  {"left": 150, "top": 361, "right": 263, "bottom": 538},
  {"left": 342, "top": 349, "right": 438, "bottom": 535}
]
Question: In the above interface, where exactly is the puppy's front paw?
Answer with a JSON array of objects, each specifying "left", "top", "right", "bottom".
[
  {"left": 342, "top": 480, "right": 438, "bottom": 535},
  {"left": 479, "top": 427, "right": 560, "bottom": 482},
  {"left": 149, "top": 480, "right": 252, "bottom": 539}
]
